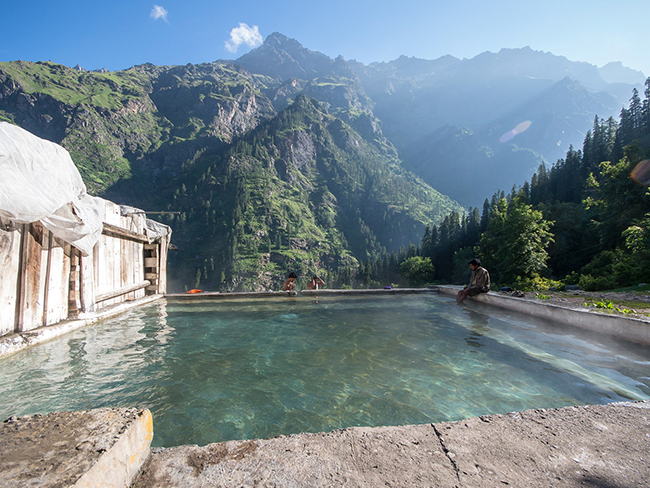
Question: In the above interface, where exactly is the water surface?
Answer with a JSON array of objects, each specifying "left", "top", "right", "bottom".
[{"left": 0, "top": 294, "right": 648, "bottom": 447}]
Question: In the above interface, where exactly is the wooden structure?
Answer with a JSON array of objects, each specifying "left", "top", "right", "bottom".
[{"left": 0, "top": 199, "right": 170, "bottom": 337}]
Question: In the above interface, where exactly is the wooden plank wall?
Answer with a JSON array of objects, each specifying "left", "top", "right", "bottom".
[
  {"left": 0, "top": 199, "right": 169, "bottom": 337},
  {"left": 94, "top": 202, "right": 148, "bottom": 309},
  {"left": 45, "top": 235, "right": 71, "bottom": 325},
  {"left": 0, "top": 224, "right": 72, "bottom": 335},
  {"left": 0, "top": 225, "right": 21, "bottom": 336}
]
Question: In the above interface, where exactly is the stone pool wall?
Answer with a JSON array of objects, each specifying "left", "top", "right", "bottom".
[
  {"left": 1, "top": 401, "right": 648, "bottom": 487},
  {"left": 435, "top": 285, "right": 650, "bottom": 346}
]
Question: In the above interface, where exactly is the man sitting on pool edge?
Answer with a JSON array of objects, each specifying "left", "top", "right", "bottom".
[{"left": 457, "top": 258, "right": 490, "bottom": 303}]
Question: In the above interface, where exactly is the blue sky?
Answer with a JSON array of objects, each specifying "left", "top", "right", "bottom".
[{"left": 2, "top": 0, "right": 648, "bottom": 77}]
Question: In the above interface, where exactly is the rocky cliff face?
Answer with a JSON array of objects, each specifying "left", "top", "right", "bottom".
[
  {"left": 149, "top": 94, "right": 462, "bottom": 291},
  {"left": 0, "top": 60, "right": 278, "bottom": 194},
  {"left": 145, "top": 62, "right": 276, "bottom": 142}
]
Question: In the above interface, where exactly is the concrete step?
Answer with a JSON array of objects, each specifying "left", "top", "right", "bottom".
[{"left": 0, "top": 408, "right": 153, "bottom": 488}]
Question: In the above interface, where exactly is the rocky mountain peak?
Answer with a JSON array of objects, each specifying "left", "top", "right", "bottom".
[
  {"left": 236, "top": 32, "right": 334, "bottom": 82},
  {"left": 599, "top": 61, "right": 646, "bottom": 85},
  {"left": 264, "top": 32, "right": 303, "bottom": 51}
]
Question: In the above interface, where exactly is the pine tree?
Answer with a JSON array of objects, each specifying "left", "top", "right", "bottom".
[
  {"left": 642, "top": 77, "right": 650, "bottom": 135},
  {"left": 629, "top": 88, "right": 643, "bottom": 140},
  {"left": 582, "top": 129, "right": 595, "bottom": 175},
  {"left": 480, "top": 199, "right": 490, "bottom": 232}
]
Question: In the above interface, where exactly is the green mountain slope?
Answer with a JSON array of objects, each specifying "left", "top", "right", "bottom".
[
  {"left": 0, "top": 61, "right": 161, "bottom": 191},
  {"left": 0, "top": 60, "right": 275, "bottom": 194},
  {"left": 146, "top": 95, "right": 462, "bottom": 291},
  {"left": 0, "top": 59, "right": 463, "bottom": 292}
]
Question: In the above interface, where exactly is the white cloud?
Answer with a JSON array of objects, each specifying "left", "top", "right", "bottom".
[
  {"left": 150, "top": 5, "right": 169, "bottom": 23},
  {"left": 225, "top": 23, "right": 263, "bottom": 53}
]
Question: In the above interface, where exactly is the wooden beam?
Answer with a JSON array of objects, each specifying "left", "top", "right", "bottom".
[
  {"left": 42, "top": 231, "right": 53, "bottom": 327},
  {"left": 102, "top": 222, "right": 149, "bottom": 244},
  {"left": 95, "top": 280, "right": 151, "bottom": 303},
  {"left": 68, "top": 247, "right": 80, "bottom": 319},
  {"left": 14, "top": 224, "right": 27, "bottom": 333}
]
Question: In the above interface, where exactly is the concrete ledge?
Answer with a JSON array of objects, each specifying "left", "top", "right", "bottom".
[
  {"left": 165, "top": 291, "right": 298, "bottom": 300},
  {"left": 0, "top": 294, "right": 164, "bottom": 358},
  {"left": 166, "top": 288, "right": 438, "bottom": 300},
  {"left": 132, "top": 401, "right": 650, "bottom": 488},
  {"left": 438, "top": 285, "right": 650, "bottom": 345},
  {"left": 0, "top": 408, "right": 153, "bottom": 488},
  {"left": 301, "top": 287, "right": 438, "bottom": 296}
]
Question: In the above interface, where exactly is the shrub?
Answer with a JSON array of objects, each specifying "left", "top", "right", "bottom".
[
  {"left": 564, "top": 271, "right": 581, "bottom": 285},
  {"left": 399, "top": 256, "right": 435, "bottom": 286},
  {"left": 512, "top": 276, "right": 563, "bottom": 292},
  {"left": 578, "top": 274, "right": 617, "bottom": 291}
]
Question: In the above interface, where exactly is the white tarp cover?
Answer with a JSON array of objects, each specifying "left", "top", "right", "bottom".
[
  {"left": 0, "top": 122, "right": 104, "bottom": 256},
  {"left": 120, "top": 205, "right": 173, "bottom": 243}
]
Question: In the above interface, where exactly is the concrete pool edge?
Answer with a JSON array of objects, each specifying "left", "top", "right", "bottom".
[
  {"left": 1, "top": 401, "right": 647, "bottom": 487},
  {"left": 164, "top": 288, "right": 438, "bottom": 300},
  {"left": 0, "top": 294, "right": 164, "bottom": 358},
  {"left": 130, "top": 400, "right": 650, "bottom": 487},
  {"left": 436, "top": 285, "right": 650, "bottom": 346},
  {"left": 0, "top": 407, "right": 153, "bottom": 488}
]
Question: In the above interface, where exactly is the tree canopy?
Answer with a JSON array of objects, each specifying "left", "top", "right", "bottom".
[{"left": 410, "top": 78, "right": 650, "bottom": 291}]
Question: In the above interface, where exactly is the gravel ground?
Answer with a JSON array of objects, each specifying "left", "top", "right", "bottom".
[{"left": 502, "top": 289, "right": 650, "bottom": 320}]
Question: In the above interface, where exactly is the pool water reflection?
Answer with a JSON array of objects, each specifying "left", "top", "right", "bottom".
[{"left": 0, "top": 294, "right": 648, "bottom": 447}]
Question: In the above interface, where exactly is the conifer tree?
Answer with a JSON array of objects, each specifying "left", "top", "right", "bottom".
[{"left": 644, "top": 78, "right": 650, "bottom": 132}]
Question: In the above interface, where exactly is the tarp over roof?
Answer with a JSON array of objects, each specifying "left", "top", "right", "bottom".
[
  {"left": 0, "top": 122, "right": 105, "bottom": 255},
  {"left": 119, "top": 205, "right": 173, "bottom": 244}
]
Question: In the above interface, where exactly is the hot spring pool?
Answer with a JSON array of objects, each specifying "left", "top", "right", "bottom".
[{"left": 0, "top": 294, "right": 648, "bottom": 447}]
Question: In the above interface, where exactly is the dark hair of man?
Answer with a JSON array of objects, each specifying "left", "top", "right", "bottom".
[
  {"left": 288, "top": 272, "right": 297, "bottom": 279},
  {"left": 468, "top": 258, "right": 481, "bottom": 267}
]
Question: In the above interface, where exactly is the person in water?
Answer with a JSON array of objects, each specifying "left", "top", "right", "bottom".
[
  {"left": 307, "top": 274, "right": 325, "bottom": 290},
  {"left": 282, "top": 272, "right": 297, "bottom": 291},
  {"left": 456, "top": 258, "right": 490, "bottom": 303}
]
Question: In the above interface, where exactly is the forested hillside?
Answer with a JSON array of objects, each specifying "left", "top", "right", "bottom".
[
  {"left": 409, "top": 81, "right": 650, "bottom": 291},
  {"left": 136, "top": 95, "right": 461, "bottom": 291},
  {"left": 0, "top": 56, "right": 461, "bottom": 292}
]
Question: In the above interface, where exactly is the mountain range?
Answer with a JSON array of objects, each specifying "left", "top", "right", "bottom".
[
  {"left": 236, "top": 34, "right": 644, "bottom": 206},
  {"left": 0, "top": 33, "right": 644, "bottom": 290}
]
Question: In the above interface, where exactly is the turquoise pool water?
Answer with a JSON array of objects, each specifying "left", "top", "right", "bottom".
[{"left": 0, "top": 294, "right": 649, "bottom": 447}]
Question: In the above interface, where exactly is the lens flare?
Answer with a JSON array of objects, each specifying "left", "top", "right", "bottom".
[
  {"left": 631, "top": 160, "right": 650, "bottom": 186},
  {"left": 500, "top": 120, "right": 532, "bottom": 143}
]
